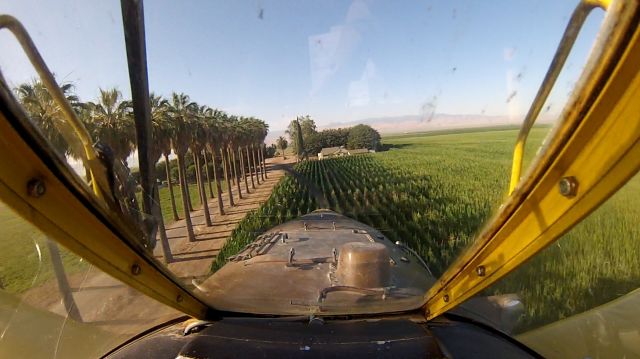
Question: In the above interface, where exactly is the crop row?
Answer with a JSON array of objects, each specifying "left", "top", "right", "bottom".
[{"left": 211, "top": 175, "right": 315, "bottom": 271}]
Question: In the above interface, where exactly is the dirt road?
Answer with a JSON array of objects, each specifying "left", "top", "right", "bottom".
[
  {"left": 17, "top": 156, "right": 296, "bottom": 339},
  {"left": 154, "top": 156, "right": 295, "bottom": 279}
]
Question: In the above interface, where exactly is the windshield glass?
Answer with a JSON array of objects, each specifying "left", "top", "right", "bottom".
[
  {"left": 0, "top": 0, "right": 623, "bottom": 348},
  {"left": 0, "top": 201, "right": 180, "bottom": 358},
  {"left": 480, "top": 172, "right": 640, "bottom": 357}
]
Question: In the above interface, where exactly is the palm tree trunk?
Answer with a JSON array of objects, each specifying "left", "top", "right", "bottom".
[
  {"left": 154, "top": 185, "right": 173, "bottom": 263},
  {"left": 177, "top": 155, "right": 193, "bottom": 212},
  {"left": 282, "top": 147, "right": 286, "bottom": 159},
  {"left": 203, "top": 150, "right": 214, "bottom": 199},
  {"left": 260, "top": 144, "right": 267, "bottom": 179},
  {"left": 47, "top": 240, "right": 83, "bottom": 322},
  {"left": 177, "top": 153, "right": 196, "bottom": 241},
  {"left": 226, "top": 147, "right": 233, "bottom": 186},
  {"left": 195, "top": 149, "right": 212, "bottom": 226},
  {"left": 231, "top": 147, "right": 243, "bottom": 199},
  {"left": 192, "top": 151, "right": 203, "bottom": 206},
  {"left": 164, "top": 153, "right": 179, "bottom": 221},
  {"left": 246, "top": 146, "right": 255, "bottom": 189},
  {"left": 251, "top": 145, "right": 260, "bottom": 185},
  {"left": 181, "top": 155, "right": 195, "bottom": 212},
  {"left": 221, "top": 147, "right": 235, "bottom": 206},
  {"left": 240, "top": 147, "right": 250, "bottom": 194},
  {"left": 227, "top": 148, "right": 234, "bottom": 189},
  {"left": 257, "top": 145, "right": 264, "bottom": 181},
  {"left": 210, "top": 147, "right": 225, "bottom": 215}
]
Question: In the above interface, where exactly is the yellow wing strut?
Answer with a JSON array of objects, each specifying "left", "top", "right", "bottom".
[
  {"left": 509, "top": 0, "right": 610, "bottom": 194},
  {"left": 0, "top": 15, "right": 113, "bottom": 201},
  {"left": 425, "top": 0, "right": 640, "bottom": 320},
  {"left": 0, "top": 15, "right": 210, "bottom": 318}
]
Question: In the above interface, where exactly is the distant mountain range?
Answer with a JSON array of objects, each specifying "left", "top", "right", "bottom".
[
  {"left": 265, "top": 113, "right": 539, "bottom": 144},
  {"left": 323, "top": 113, "right": 518, "bottom": 134}
]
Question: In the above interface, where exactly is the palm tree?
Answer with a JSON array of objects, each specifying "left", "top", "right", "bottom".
[
  {"left": 86, "top": 88, "right": 135, "bottom": 162},
  {"left": 148, "top": 93, "right": 174, "bottom": 263},
  {"left": 15, "top": 80, "right": 83, "bottom": 156},
  {"left": 167, "top": 92, "right": 197, "bottom": 242},
  {"left": 277, "top": 136, "right": 288, "bottom": 159},
  {"left": 198, "top": 111, "right": 215, "bottom": 199},
  {"left": 239, "top": 118, "right": 257, "bottom": 190},
  {"left": 162, "top": 154, "right": 179, "bottom": 222},
  {"left": 246, "top": 117, "right": 268, "bottom": 184},
  {"left": 242, "top": 117, "right": 263, "bottom": 186},
  {"left": 260, "top": 143, "right": 267, "bottom": 180},
  {"left": 227, "top": 117, "right": 243, "bottom": 200},
  {"left": 250, "top": 122, "right": 262, "bottom": 186},
  {"left": 219, "top": 116, "right": 235, "bottom": 207},
  {"left": 191, "top": 150, "right": 203, "bottom": 206},
  {"left": 247, "top": 142, "right": 256, "bottom": 189},
  {"left": 204, "top": 108, "right": 226, "bottom": 215},
  {"left": 259, "top": 119, "right": 269, "bottom": 179},
  {"left": 203, "top": 148, "right": 214, "bottom": 199},
  {"left": 235, "top": 121, "right": 251, "bottom": 194},
  {"left": 188, "top": 105, "right": 204, "bottom": 209},
  {"left": 191, "top": 105, "right": 213, "bottom": 226}
]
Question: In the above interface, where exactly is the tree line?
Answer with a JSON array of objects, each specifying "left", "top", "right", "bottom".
[
  {"left": 15, "top": 79, "right": 270, "bottom": 262},
  {"left": 285, "top": 116, "right": 381, "bottom": 157}
]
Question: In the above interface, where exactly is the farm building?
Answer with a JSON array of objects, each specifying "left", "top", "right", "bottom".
[
  {"left": 318, "top": 146, "right": 370, "bottom": 159},
  {"left": 347, "top": 148, "right": 370, "bottom": 155},
  {"left": 318, "top": 146, "right": 348, "bottom": 159}
]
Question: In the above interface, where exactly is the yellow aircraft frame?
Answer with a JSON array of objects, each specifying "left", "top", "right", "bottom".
[
  {"left": 0, "top": 0, "right": 638, "bottom": 323},
  {"left": 0, "top": 15, "right": 209, "bottom": 319},
  {"left": 424, "top": 0, "right": 640, "bottom": 319}
]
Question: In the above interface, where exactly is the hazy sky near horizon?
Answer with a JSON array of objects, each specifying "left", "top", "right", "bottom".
[{"left": 0, "top": 1, "right": 605, "bottom": 132}]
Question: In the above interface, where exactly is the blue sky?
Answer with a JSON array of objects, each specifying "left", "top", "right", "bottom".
[{"left": 0, "top": 1, "right": 604, "bottom": 132}]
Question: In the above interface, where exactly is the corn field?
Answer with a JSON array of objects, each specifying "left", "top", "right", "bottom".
[
  {"left": 212, "top": 127, "right": 639, "bottom": 333},
  {"left": 211, "top": 175, "right": 316, "bottom": 272}
]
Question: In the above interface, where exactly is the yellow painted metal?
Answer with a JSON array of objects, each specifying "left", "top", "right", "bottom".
[
  {"left": 425, "top": 0, "right": 640, "bottom": 320},
  {"left": 0, "top": 113, "right": 209, "bottom": 319},
  {"left": 508, "top": 0, "right": 608, "bottom": 194},
  {"left": 0, "top": 15, "right": 111, "bottom": 201},
  {"left": 0, "top": 14, "right": 210, "bottom": 317}
]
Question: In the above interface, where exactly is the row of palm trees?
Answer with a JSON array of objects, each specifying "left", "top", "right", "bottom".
[
  {"left": 15, "top": 80, "right": 270, "bottom": 263},
  {"left": 149, "top": 92, "right": 270, "bottom": 254}
]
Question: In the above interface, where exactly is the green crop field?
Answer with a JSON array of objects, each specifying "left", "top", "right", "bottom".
[
  {"left": 0, "top": 178, "right": 223, "bottom": 295},
  {"left": 211, "top": 174, "right": 316, "bottom": 272},
  {"left": 0, "top": 202, "right": 88, "bottom": 293},
  {"left": 215, "top": 126, "right": 639, "bottom": 333},
  {"left": 1, "top": 125, "right": 637, "bottom": 334}
]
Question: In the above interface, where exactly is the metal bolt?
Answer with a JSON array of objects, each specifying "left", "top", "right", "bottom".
[
  {"left": 131, "top": 263, "right": 142, "bottom": 275},
  {"left": 559, "top": 176, "right": 578, "bottom": 197},
  {"left": 443, "top": 294, "right": 450, "bottom": 303},
  {"left": 476, "top": 265, "right": 486, "bottom": 277},
  {"left": 27, "top": 178, "right": 46, "bottom": 198},
  {"left": 176, "top": 294, "right": 183, "bottom": 303}
]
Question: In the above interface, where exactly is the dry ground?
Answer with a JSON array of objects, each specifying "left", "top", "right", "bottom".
[{"left": 17, "top": 156, "right": 295, "bottom": 337}]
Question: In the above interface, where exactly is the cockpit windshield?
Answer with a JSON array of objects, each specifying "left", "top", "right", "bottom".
[{"left": 0, "top": 1, "right": 638, "bottom": 358}]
